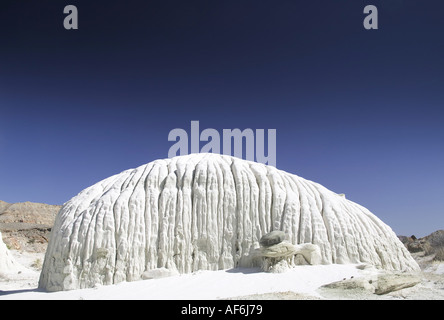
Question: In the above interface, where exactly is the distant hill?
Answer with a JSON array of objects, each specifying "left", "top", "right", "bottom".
[
  {"left": 0, "top": 200, "right": 61, "bottom": 252},
  {"left": 398, "top": 230, "right": 444, "bottom": 262}
]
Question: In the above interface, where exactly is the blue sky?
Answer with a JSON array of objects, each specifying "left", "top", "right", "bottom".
[{"left": 0, "top": 1, "right": 443, "bottom": 237}]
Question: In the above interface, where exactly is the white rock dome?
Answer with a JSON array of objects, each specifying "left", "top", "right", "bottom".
[{"left": 39, "top": 153, "right": 419, "bottom": 291}]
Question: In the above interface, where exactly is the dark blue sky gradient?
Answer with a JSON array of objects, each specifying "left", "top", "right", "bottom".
[{"left": 0, "top": 1, "right": 443, "bottom": 236}]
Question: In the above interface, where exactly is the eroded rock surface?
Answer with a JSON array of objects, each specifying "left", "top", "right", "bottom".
[{"left": 39, "top": 154, "right": 419, "bottom": 291}]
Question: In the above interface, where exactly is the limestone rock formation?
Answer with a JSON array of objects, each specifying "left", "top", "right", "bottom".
[
  {"left": 38, "top": 153, "right": 419, "bottom": 291},
  {"left": 255, "top": 231, "right": 321, "bottom": 271},
  {"left": 0, "top": 231, "right": 25, "bottom": 275},
  {"left": 255, "top": 241, "right": 322, "bottom": 272}
]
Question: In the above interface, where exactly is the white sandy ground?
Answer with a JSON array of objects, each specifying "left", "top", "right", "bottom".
[{"left": 1, "top": 250, "right": 443, "bottom": 300}]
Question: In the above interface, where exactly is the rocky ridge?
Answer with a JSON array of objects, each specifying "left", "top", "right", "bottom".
[
  {"left": 0, "top": 200, "right": 61, "bottom": 252},
  {"left": 398, "top": 230, "right": 444, "bottom": 263}
]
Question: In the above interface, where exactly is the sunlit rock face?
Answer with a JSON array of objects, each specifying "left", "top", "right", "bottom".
[
  {"left": 0, "top": 231, "right": 26, "bottom": 274},
  {"left": 38, "top": 153, "right": 419, "bottom": 291}
]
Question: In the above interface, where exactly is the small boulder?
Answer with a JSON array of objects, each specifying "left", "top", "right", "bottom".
[
  {"left": 322, "top": 276, "right": 377, "bottom": 293},
  {"left": 374, "top": 272, "right": 421, "bottom": 295},
  {"left": 259, "top": 231, "right": 286, "bottom": 247},
  {"left": 141, "top": 268, "right": 179, "bottom": 280},
  {"left": 321, "top": 271, "right": 420, "bottom": 296}
]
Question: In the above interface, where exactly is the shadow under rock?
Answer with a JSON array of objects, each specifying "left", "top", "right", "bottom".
[
  {"left": 0, "top": 288, "right": 44, "bottom": 296},
  {"left": 224, "top": 267, "right": 264, "bottom": 274}
]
